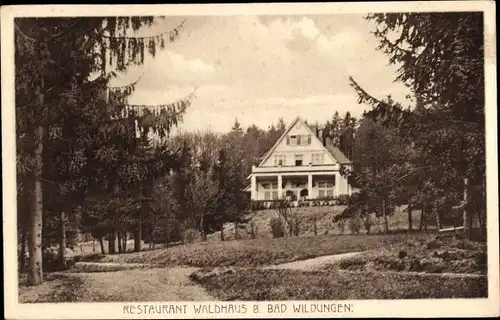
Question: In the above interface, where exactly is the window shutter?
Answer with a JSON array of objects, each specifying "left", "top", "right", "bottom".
[
  {"left": 286, "top": 136, "right": 290, "bottom": 145},
  {"left": 308, "top": 135, "right": 311, "bottom": 145}
]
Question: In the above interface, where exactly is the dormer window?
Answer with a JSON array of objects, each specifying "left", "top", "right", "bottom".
[{"left": 286, "top": 134, "right": 311, "bottom": 146}]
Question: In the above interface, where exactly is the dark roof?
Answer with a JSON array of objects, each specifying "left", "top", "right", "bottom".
[{"left": 325, "top": 145, "right": 352, "bottom": 164}]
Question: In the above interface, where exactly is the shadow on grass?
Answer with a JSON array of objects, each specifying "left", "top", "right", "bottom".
[
  {"left": 19, "top": 273, "right": 84, "bottom": 303},
  {"left": 196, "top": 269, "right": 488, "bottom": 301}
]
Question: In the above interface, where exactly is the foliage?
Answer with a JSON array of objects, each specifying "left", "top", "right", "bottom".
[
  {"left": 336, "top": 237, "right": 487, "bottom": 275},
  {"left": 346, "top": 12, "right": 486, "bottom": 238},
  {"left": 269, "top": 217, "right": 285, "bottom": 238}
]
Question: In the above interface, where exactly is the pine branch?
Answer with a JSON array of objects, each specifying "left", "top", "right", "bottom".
[
  {"left": 108, "top": 73, "right": 144, "bottom": 90},
  {"left": 101, "top": 20, "right": 186, "bottom": 40},
  {"left": 14, "top": 23, "right": 35, "bottom": 42}
]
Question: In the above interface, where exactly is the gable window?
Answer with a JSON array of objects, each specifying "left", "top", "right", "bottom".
[
  {"left": 312, "top": 153, "right": 324, "bottom": 165},
  {"left": 316, "top": 178, "right": 335, "bottom": 198},
  {"left": 287, "top": 135, "right": 311, "bottom": 146},
  {"left": 263, "top": 182, "right": 279, "bottom": 200},
  {"left": 287, "top": 135, "right": 298, "bottom": 146},
  {"left": 274, "top": 154, "right": 286, "bottom": 166},
  {"left": 295, "top": 154, "right": 303, "bottom": 166},
  {"left": 300, "top": 135, "right": 311, "bottom": 146}
]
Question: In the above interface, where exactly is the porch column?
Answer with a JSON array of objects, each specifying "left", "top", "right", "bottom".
[
  {"left": 335, "top": 172, "right": 340, "bottom": 196},
  {"left": 251, "top": 175, "right": 257, "bottom": 200},
  {"left": 308, "top": 174, "right": 313, "bottom": 202},
  {"left": 277, "top": 175, "right": 283, "bottom": 199}
]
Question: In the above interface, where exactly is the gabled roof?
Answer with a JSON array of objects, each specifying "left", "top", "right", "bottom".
[
  {"left": 325, "top": 145, "right": 352, "bottom": 164},
  {"left": 258, "top": 116, "right": 341, "bottom": 166}
]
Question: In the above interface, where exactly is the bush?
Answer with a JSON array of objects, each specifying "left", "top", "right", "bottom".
[
  {"left": 183, "top": 229, "right": 199, "bottom": 244},
  {"left": 348, "top": 216, "right": 362, "bottom": 234},
  {"left": 269, "top": 217, "right": 285, "bottom": 238},
  {"left": 292, "top": 216, "right": 302, "bottom": 236},
  {"left": 42, "top": 247, "right": 73, "bottom": 272},
  {"left": 363, "top": 214, "right": 374, "bottom": 234},
  {"left": 152, "top": 218, "right": 183, "bottom": 244},
  {"left": 337, "top": 195, "right": 351, "bottom": 205}
]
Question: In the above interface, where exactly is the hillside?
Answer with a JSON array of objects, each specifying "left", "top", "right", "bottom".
[{"left": 207, "top": 205, "right": 433, "bottom": 242}]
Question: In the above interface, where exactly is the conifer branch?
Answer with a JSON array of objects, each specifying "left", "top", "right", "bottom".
[
  {"left": 101, "top": 20, "right": 186, "bottom": 41},
  {"left": 14, "top": 23, "right": 35, "bottom": 41},
  {"left": 108, "top": 73, "right": 144, "bottom": 90}
]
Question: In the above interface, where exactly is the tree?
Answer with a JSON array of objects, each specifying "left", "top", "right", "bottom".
[
  {"left": 15, "top": 17, "right": 188, "bottom": 285},
  {"left": 349, "top": 12, "right": 485, "bottom": 239}
]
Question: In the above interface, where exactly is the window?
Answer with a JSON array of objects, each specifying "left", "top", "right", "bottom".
[
  {"left": 311, "top": 153, "right": 324, "bottom": 165},
  {"left": 295, "top": 154, "right": 303, "bottom": 166},
  {"left": 274, "top": 154, "right": 286, "bottom": 166},
  {"left": 263, "top": 182, "right": 279, "bottom": 200},
  {"left": 316, "top": 178, "right": 335, "bottom": 198},
  {"left": 300, "top": 135, "right": 311, "bottom": 146},
  {"left": 287, "top": 135, "right": 310, "bottom": 146}
]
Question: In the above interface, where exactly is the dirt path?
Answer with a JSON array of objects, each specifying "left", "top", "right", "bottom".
[
  {"left": 263, "top": 251, "right": 362, "bottom": 271},
  {"left": 64, "top": 267, "right": 215, "bottom": 302}
]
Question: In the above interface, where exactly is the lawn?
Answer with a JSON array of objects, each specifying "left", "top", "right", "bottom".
[
  {"left": 332, "top": 236, "right": 487, "bottom": 275},
  {"left": 79, "top": 232, "right": 434, "bottom": 267},
  {"left": 196, "top": 268, "right": 488, "bottom": 300}
]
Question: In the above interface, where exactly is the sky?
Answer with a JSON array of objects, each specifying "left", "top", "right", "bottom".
[{"left": 109, "top": 15, "right": 413, "bottom": 133}]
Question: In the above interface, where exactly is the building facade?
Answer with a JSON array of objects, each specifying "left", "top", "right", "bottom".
[{"left": 246, "top": 116, "right": 353, "bottom": 201}]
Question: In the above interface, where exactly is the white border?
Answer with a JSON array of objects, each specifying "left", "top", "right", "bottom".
[{"left": 2, "top": 2, "right": 498, "bottom": 319}]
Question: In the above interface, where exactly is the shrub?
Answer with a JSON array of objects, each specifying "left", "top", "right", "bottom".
[
  {"left": 269, "top": 217, "right": 285, "bottom": 238},
  {"left": 183, "top": 229, "right": 199, "bottom": 244},
  {"left": 292, "top": 216, "right": 302, "bottom": 236},
  {"left": 42, "top": 247, "right": 73, "bottom": 272},
  {"left": 337, "top": 194, "right": 351, "bottom": 206},
  {"left": 348, "top": 216, "right": 362, "bottom": 234},
  {"left": 337, "top": 219, "right": 346, "bottom": 234},
  {"left": 152, "top": 218, "right": 183, "bottom": 244},
  {"left": 363, "top": 214, "right": 374, "bottom": 234}
]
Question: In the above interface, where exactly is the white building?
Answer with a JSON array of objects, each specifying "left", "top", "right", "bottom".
[{"left": 246, "top": 116, "right": 353, "bottom": 202}]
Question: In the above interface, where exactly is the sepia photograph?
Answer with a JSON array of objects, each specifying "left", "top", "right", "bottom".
[{"left": 1, "top": 2, "right": 498, "bottom": 319}]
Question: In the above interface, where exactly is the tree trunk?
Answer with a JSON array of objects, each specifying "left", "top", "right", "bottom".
[
  {"left": 199, "top": 213, "right": 207, "bottom": 241},
  {"left": 382, "top": 198, "right": 389, "bottom": 234},
  {"left": 122, "top": 232, "right": 127, "bottom": 252},
  {"left": 134, "top": 230, "right": 141, "bottom": 252},
  {"left": 108, "top": 232, "right": 116, "bottom": 254},
  {"left": 117, "top": 232, "right": 123, "bottom": 253},
  {"left": 28, "top": 124, "right": 44, "bottom": 286},
  {"left": 407, "top": 205, "right": 412, "bottom": 231},
  {"left": 92, "top": 239, "right": 96, "bottom": 252},
  {"left": 135, "top": 203, "right": 143, "bottom": 252},
  {"left": 58, "top": 209, "right": 67, "bottom": 269},
  {"left": 20, "top": 223, "right": 27, "bottom": 273},
  {"left": 220, "top": 225, "right": 225, "bottom": 241},
  {"left": 463, "top": 177, "right": 471, "bottom": 239},
  {"left": 234, "top": 222, "right": 239, "bottom": 240},
  {"left": 433, "top": 202, "right": 441, "bottom": 231},
  {"left": 99, "top": 237, "right": 105, "bottom": 253},
  {"left": 423, "top": 207, "right": 428, "bottom": 232}
]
